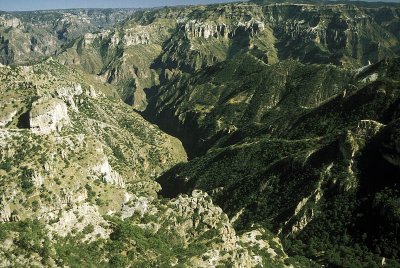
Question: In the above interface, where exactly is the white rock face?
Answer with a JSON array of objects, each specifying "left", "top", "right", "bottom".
[
  {"left": 31, "top": 171, "right": 44, "bottom": 187},
  {"left": 291, "top": 209, "right": 314, "bottom": 233},
  {"left": 56, "top": 84, "right": 83, "bottom": 97},
  {"left": 0, "top": 110, "right": 17, "bottom": 127},
  {"left": 60, "top": 187, "right": 88, "bottom": 206},
  {"left": 56, "top": 84, "right": 83, "bottom": 111},
  {"left": 361, "top": 73, "right": 378, "bottom": 83},
  {"left": 110, "top": 32, "right": 121, "bottom": 47},
  {"left": 0, "top": 196, "right": 11, "bottom": 222},
  {"left": 83, "top": 33, "right": 97, "bottom": 46},
  {"left": 47, "top": 203, "right": 110, "bottom": 241},
  {"left": 121, "top": 195, "right": 155, "bottom": 219},
  {"left": 183, "top": 19, "right": 264, "bottom": 39},
  {"left": 184, "top": 20, "right": 231, "bottom": 39},
  {"left": 0, "top": 17, "right": 21, "bottom": 28},
  {"left": 86, "top": 85, "right": 99, "bottom": 98},
  {"left": 167, "top": 190, "right": 238, "bottom": 248},
  {"left": 30, "top": 97, "right": 70, "bottom": 135},
  {"left": 90, "top": 156, "right": 125, "bottom": 188},
  {"left": 123, "top": 27, "right": 151, "bottom": 46},
  {"left": 356, "top": 119, "right": 384, "bottom": 137}
]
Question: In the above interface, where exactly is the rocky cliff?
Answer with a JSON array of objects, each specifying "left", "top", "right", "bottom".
[
  {"left": 57, "top": 1, "right": 400, "bottom": 111},
  {"left": 0, "top": 9, "right": 136, "bottom": 65},
  {"left": 1, "top": 1, "right": 400, "bottom": 267},
  {"left": 0, "top": 56, "right": 292, "bottom": 267},
  {"left": 0, "top": 57, "right": 184, "bottom": 240}
]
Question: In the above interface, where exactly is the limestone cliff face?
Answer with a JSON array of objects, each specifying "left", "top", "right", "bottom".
[
  {"left": 150, "top": 2, "right": 400, "bottom": 78},
  {"left": 30, "top": 97, "right": 70, "bottom": 135},
  {"left": 0, "top": 110, "right": 17, "bottom": 127},
  {"left": 0, "top": 195, "right": 11, "bottom": 222},
  {"left": 47, "top": 203, "right": 111, "bottom": 240},
  {"left": 123, "top": 27, "right": 152, "bottom": 46},
  {"left": 261, "top": 3, "right": 400, "bottom": 65},
  {"left": 182, "top": 19, "right": 265, "bottom": 39},
  {"left": 90, "top": 155, "right": 126, "bottom": 188}
]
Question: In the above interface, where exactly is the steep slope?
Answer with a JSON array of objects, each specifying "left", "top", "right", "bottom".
[
  {"left": 1, "top": 1, "right": 400, "bottom": 267},
  {"left": 0, "top": 9, "right": 136, "bottom": 65},
  {"left": 58, "top": 1, "right": 400, "bottom": 110},
  {"left": 0, "top": 59, "right": 292, "bottom": 267},
  {"left": 145, "top": 52, "right": 352, "bottom": 157},
  {"left": 154, "top": 56, "right": 400, "bottom": 266},
  {"left": 57, "top": 11, "right": 177, "bottom": 109},
  {"left": 0, "top": 57, "right": 186, "bottom": 220}
]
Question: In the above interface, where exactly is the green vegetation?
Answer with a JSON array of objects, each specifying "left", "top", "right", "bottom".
[
  {"left": 0, "top": 216, "right": 227, "bottom": 267},
  {"left": 153, "top": 55, "right": 400, "bottom": 266},
  {"left": 0, "top": 0, "right": 400, "bottom": 267},
  {"left": 0, "top": 9, "right": 135, "bottom": 65},
  {"left": 20, "top": 168, "right": 34, "bottom": 193}
]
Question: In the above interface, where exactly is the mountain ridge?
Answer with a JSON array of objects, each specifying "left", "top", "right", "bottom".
[
  {"left": 54, "top": 0, "right": 400, "bottom": 110},
  {"left": 0, "top": 0, "right": 400, "bottom": 267}
]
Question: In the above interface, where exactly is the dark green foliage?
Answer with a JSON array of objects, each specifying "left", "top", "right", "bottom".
[
  {"left": 20, "top": 168, "right": 34, "bottom": 193},
  {"left": 111, "top": 145, "right": 126, "bottom": 163},
  {"left": 104, "top": 216, "right": 211, "bottom": 266},
  {"left": 108, "top": 255, "right": 129, "bottom": 267},
  {"left": 82, "top": 224, "right": 95, "bottom": 235},
  {"left": 31, "top": 200, "right": 39, "bottom": 212},
  {"left": 0, "top": 220, "right": 55, "bottom": 265},
  {"left": 154, "top": 56, "right": 400, "bottom": 266},
  {"left": 2, "top": 1, "right": 400, "bottom": 267},
  {"left": 0, "top": 157, "right": 12, "bottom": 172},
  {"left": 146, "top": 52, "right": 351, "bottom": 158},
  {"left": 54, "top": 236, "right": 107, "bottom": 267},
  {"left": 85, "top": 183, "right": 96, "bottom": 202}
]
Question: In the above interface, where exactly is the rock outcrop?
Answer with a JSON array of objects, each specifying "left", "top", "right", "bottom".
[
  {"left": 119, "top": 190, "right": 287, "bottom": 267},
  {"left": 0, "top": 110, "right": 17, "bottom": 127},
  {"left": 0, "top": 196, "right": 11, "bottom": 222},
  {"left": 355, "top": 119, "right": 385, "bottom": 138},
  {"left": 56, "top": 84, "right": 83, "bottom": 111},
  {"left": 90, "top": 156, "right": 125, "bottom": 188},
  {"left": 167, "top": 190, "right": 234, "bottom": 243},
  {"left": 123, "top": 27, "right": 151, "bottom": 46},
  {"left": 29, "top": 97, "right": 70, "bottom": 135},
  {"left": 182, "top": 19, "right": 265, "bottom": 39},
  {"left": 0, "top": 9, "right": 136, "bottom": 65},
  {"left": 47, "top": 203, "right": 111, "bottom": 241}
]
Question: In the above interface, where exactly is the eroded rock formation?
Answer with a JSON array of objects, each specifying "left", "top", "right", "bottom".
[{"left": 30, "top": 97, "right": 70, "bottom": 135}]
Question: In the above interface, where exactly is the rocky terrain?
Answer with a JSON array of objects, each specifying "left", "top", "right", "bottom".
[
  {"left": 57, "top": 1, "right": 400, "bottom": 110},
  {"left": 0, "top": 56, "right": 290, "bottom": 267},
  {"left": 0, "top": 0, "right": 400, "bottom": 267},
  {"left": 0, "top": 9, "right": 136, "bottom": 65}
]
